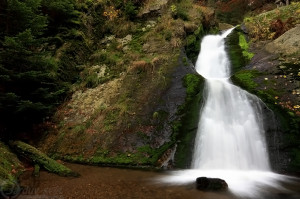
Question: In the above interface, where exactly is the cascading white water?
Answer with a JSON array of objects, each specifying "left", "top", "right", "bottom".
[
  {"left": 156, "top": 29, "right": 299, "bottom": 198},
  {"left": 191, "top": 28, "right": 270, "bottom": 170}
]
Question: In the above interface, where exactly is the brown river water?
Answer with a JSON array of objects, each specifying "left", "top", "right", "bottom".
[{"left": 17, "top": 163, "right": 300, "bottom": 199}]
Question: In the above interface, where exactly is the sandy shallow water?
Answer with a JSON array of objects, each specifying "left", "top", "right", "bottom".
[{"left": 17, "top": 163, "right": 300, "bottom": 199}]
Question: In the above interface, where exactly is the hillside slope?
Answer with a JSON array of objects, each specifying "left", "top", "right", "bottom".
[{"left": 38, "top": 0, "right": 208, "bottom": 168}]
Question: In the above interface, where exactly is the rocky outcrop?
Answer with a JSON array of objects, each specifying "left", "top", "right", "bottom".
[
  {"left": 265, "top": 25, "right": 300, "bottom": 56},
  {"left": 138, "top": 0, "right": 170, "bottom": 18},
  {"left": 218, "top": 23, "right": 234, "bottom": 31},
  {"left": 196, "top": 177, "right": 228, "bottom": 191},
  {"left": 199, "top": 6, "right": 216, "bottom": 28}
]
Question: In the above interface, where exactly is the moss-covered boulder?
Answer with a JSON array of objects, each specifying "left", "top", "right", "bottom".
[{"left": 10, "top": 141, "right": 79, "bottom": 177}]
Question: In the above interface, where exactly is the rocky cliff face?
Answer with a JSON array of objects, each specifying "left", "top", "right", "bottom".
[
  {"left": 231, "top": 3, "right": 300, "bottom": 174},
  {"left": 16, "top": 0, "right": 297, "bottom": 173},
  {"left": 38, "top": 0, "right": 209, "bottom": 168}
]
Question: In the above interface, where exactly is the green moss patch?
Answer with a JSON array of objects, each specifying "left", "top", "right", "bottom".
[
  {"left": 231, "top": 70, "right": 261, "bottom": 91},
  {"left": 225, "top": 27, "right": 253, "bottom": 73},
  {"left": 174, "top": 73, "right": 204, "bottom": 168},
  {"left": 183, "top": 73, "right": 204, "bottom": 103},
  {"left": 51, "top": 142, "right": 174, "bottom": 167},
  {"left": 185, "top": 25, "right": 205, "bottom": 63},
  {"left": 238, "top": 33, "right": 254, "bottom": 61}
]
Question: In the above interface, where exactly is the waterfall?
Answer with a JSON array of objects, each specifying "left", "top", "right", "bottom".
[
  {"left": 191, "top": 28, "right": 270, "bottom": 171},
  {"left": 156, "top": 29, "right": 299, "bottom": 198}
]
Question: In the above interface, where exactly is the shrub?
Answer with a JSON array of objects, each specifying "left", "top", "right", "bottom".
[
  {"left": 85, "top": 73, "right": 99, "bottom": 88},
  {"left": 123, "top": 1, "right": 138, "bottom": 20},
  {"left": 129, "top": 60, "right": 150, "bottom": 74}
]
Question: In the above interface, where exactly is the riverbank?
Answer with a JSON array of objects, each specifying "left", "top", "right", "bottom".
[
  {"left": 18, "top": 163, "right": 238, "bottom": 199},
  {"left": 16, "top": 162, "right": 300, "bottom": 199}
]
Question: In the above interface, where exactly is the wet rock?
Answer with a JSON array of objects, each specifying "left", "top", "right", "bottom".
[
  {"left": 157, "top": 145, "right": 177, "bottom": 169},
  {"left": 184, "top": 22, "right": 198, "bottom": 33},
  {"left": 138, "top": 0, "right": 170, "bottom": 18},
  {"left": 100, "top": 35, "right": 115, "bottom": 44},
  {"left": 240, "top": 24, "right": 248, "bottom": 34},
  {"left": 265, "top": 25, "right": 300, "bottom": 56},
  {"left": 142, "top": 43, "right": 151, "bottom": 53},
  {"left": 196, "top": 177, "right": 228, "bottom": 191},
  {"left": 117, "top": 34, "right": 132, "bottom": 46}
]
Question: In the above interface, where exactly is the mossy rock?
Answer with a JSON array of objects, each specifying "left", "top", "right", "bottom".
[
  {"left": 10, "top": 141, "right": 79, "bottom": 177},
  {"left": 185, "top": 25, "right": 205, "bottom": 63},
  {"left": 174, "top": 73, "right": 205, "bottom": 168},
  {"left": 225, "top": 27, "right": 253, "bottom": 74}
]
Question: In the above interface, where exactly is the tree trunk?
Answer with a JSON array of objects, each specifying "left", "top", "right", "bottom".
[{"left": 10, "top": 140, "right": 80, "bottom": 177}]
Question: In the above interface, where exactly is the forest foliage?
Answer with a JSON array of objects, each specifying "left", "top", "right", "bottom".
[
  {"left": 0, "top": 0, "right": 86, "bottom": 139},
  {"left": 0, "top": 0, "right": 154, "bottom": 140}
]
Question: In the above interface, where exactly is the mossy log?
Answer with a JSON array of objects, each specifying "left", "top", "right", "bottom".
[{"left": 10, "top": 141, "right": 79, "bottom": 177}]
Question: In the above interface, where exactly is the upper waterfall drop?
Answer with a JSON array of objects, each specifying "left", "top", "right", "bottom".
[
  {"left": 191, "top": 28, "right": 271, "bottom": 170},
  {"left": 195, "top": 28, "right": 234, "bottom": 79}
]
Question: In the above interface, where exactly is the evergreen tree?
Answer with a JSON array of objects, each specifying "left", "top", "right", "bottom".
[
  {"left": 41, "top": 0, "right": 80, "bottom": 36},
  {"left": 0, "top": 0, "right": 80, "bottom": 139}
]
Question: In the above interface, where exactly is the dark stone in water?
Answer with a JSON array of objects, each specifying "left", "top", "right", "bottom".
[{"left": 196, "top": 177, "right": 228, "bottom": 191}]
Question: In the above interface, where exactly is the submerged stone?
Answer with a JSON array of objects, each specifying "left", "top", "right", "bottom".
[{"left": 196, "top": 177, "right": 228, "bottom": 191}]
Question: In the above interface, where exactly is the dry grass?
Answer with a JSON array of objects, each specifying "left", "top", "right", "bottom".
[
  {"left": 244, "top": 2, "right": 300, "bottom": 41},
  {"left": 128, "top": 60, "right": 150, "bottom": 74}
]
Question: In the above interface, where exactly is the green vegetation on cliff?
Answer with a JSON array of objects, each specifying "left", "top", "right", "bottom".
[
  {"left": 174, "top": 73, "right": 204, "bottom": 168},
  {"left": 225, "top": 27, "right": 253, "bottom": 73},
  {"left": 238, "top": 33, "right": 254, "bottom": 60},
  {"left": 33, "top": 0, "right": 209, "bottom": 168},
  {"left": 234, "top": 2, "right": 300, "bottom": 173}
]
